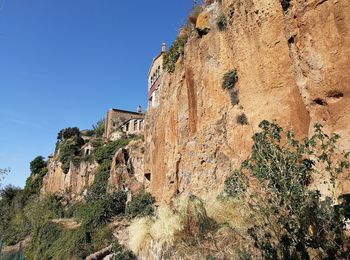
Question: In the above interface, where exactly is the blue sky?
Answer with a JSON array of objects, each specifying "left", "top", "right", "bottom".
[{"left": 0, "top": 0, "right": 192, "bottom": 187}]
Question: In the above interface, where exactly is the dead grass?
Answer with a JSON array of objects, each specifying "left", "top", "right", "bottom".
[
  {"left": 150, "top": 204, "right": 183, "bottom": 245},
  {"left": 127, "top": 217, "right": 153, "bottom": 254},
  {"left": 127, "top": 193, "right": 257, "bottom": 258},
  {"left": 203, "top": 191, "right": 254, "bottom": 233}
]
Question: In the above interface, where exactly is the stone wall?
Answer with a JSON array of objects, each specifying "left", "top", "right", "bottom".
[{"left": 104, "top": 109, "right": 144, "bottom": 140}]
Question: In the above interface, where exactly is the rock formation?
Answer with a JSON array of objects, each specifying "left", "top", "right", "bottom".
[{"left": 144, "top": 0, "right": 350, "bottom": 202}]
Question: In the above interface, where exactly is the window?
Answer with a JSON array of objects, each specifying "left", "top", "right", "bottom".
[
  {"left": 134, "top": 120, "right": 137, "bottom": 131},
  {"left": 126, "top": 123, "right": 129, "bottom": 132}
]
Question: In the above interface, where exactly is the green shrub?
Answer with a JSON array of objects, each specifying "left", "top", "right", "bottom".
[
  {"left": 58, "top": 139, "right": 83, "bottom": 174},
  {"left": 280, "top": 0, "right": 291, "bottom": 11},
  {"left": 223, "top": 171, "right": 247, "bottom": 198},
  {"left": 29, "top": 156, "right": 46, "bottom": 174},
  {"left": 94, "top": 139, "right": 129, "bottom": 164},
  {"left": 78, "top": 191, "right": 127, "bottom": 228},
  {"left": 112, "top": 242, "right": 137, "bottom": 260},
  {"left": 26, "top": 221, "right": 63, "bottom": 258},
  {"left": 57, "top": 127, "right": 80, "bottom": 141},
  {"left": 25, "top": 222, "right": 95, "bottom": 259},
  {"left": 93, "top": 119, "right": 105, "bottom": 137},
  {"left": 87, "top": 160, "right": 112, "bottom": 199},
  {"left": 222, "top": 70, "right": 238, "bottom": 89},
  {"left": 163, "top": 36, "right": 188, "bottom": 73},
  {"left": 216, "top": 13, "right": 227, "bottom": 31},
  {"left": 23, "top": 167, "right": 48, "bottom": 200},
  {"left": 236, "top": 113, "right": 248, "bottom": 125},
  {"left": 126, "top": 192, "right": 154, "bottom": 218},
  {"left": 224, "top": 120, "right": 350, "bottom": 258}
]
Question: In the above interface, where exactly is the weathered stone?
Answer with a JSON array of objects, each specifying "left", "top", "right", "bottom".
[
  {"left": 145, "top": 0, "right": 350, "bottom": 202},
  {"left": 196, "top": 12, "right": 211, "bottom": 35}
]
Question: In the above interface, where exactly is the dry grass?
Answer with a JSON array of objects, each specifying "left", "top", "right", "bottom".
[
  {"left": 127, "top": 193, "right": 257, "bottom": 258},
  {"left": 150, "top": 204, "right": 183, "bottom": 245},
  {"left": 127, "top": 217, "right": 153, "bottom": 254},
  {"left": 203, "top": 191, "right": 254, "bottom": 233}
]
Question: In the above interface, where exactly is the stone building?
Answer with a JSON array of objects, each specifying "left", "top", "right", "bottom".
[
  {"left": 104, "top": 107, "right": 145, "bottom": 140},
  {"left": 148, "top": 43, "right": 166, "bottom": 109}
]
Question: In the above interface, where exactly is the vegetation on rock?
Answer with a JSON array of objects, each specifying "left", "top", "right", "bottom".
[
  {"left": 216, "top": 13, "right": 227, "bottom": 31},
  {"left": 126, "top": 192, "right": 154, "bottom": 218},
  {"left": 236, "top": 113, "right": 248, "bottom": 125},
  {"left": 222, "top": 69, "right": 238, "bottom": 89},
  {"left": 280, "top": 0, "right": 291, "bottom": 11},
  {"left": 163, "top": 35, "right": 188, "bottom": 73},
  {"left": 93, "top": 119, "right": 105, "bottom": 137},
  {"left": 223, "top": 121, "right": 350, "bottom": 258}
]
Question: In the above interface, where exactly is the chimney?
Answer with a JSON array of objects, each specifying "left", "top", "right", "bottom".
[
  {"left": 137, "top": 105, "right": 142, "bottom": 113},
  {"left": 161, "top": 42, "right": 166, "bottom": 53}
]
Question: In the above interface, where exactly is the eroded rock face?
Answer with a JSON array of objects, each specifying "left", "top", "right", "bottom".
[
  {"left": 108, "top": 139, "right": 146, "bottom": 194},
  {"left": 41, "top": 157, "right": 98, "bottom": 199},
  {"left": 145, "top": 0, "right": 350, "bottom": 202}
]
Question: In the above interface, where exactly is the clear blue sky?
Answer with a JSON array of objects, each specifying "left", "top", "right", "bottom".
[{"left": 0, "top": 0, "right": 192, "bottom": 187}]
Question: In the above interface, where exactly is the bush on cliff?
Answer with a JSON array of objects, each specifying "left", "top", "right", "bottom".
[
  {"left": 126, "top": 192, "right": 154, "bottom": 218},
  {"left": 223, "top": 120, "right": 350, "bottom": 259},
  {"left": 94, "top": 139, "right": 129, "bottom": 164},
  {"left": 92, "top": 119, "right": 105, "bottom": 137},
  {"left": 57, "top": 127, "right": 80, "bottom": 141},
  {"left": 222, "top": 69, "right": 238, "bottom": 89},
  {"left": 216, "top": 13, "right": 227, "bottom": 31},
  {"left": 163, "top": 35, "right": 188, "bottom": 73},
  {"left": 280, "top": 0, "right": 291, "bottom": 11},
  {"left": 29, "top": 156, "right": 46, "bottom": 175}
]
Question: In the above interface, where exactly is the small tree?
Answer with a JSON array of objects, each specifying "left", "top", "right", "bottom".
[
  {"left": 93, "top": 119, "right": 105, "bottom": 137},
  {"left": 224, "top": 121, "right": 350, "bottom": 258},
  {"left": 30, "top": 156, "right": 47, "bottom": 175}
]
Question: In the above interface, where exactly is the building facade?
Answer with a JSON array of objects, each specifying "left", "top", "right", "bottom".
[
  {"left": 148, "top": 43, "right": 166, "bottom": 109},
  {"left": 104, "top": 108, "right": 145, "bottom": 140}
]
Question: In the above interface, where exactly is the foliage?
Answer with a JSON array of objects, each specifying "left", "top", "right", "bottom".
[
  {"left": 58, "top": 139, "right": 83, "bottom": 174},
  {"left": 76, "top": 191, "right": 127, "bottom": 228},
  {"left": 0, "top": 193, "right": 64, "bottom": 246},
  {"left": 126, "top": 192, "right": 154, "bottom": 218},
  {"left": 23, "top": 167, "right": 48, "bottom": 201},
  {"left": 94, "top": 139, "right": 130, "bottom": 164},
  {"left": 224, "top": 120, "right": 350, "bottom": 259},
  {"left": 280, "top": 0, "right": 291, "bottom": 11},
  {"left": 222, "top": 69, "right": 238, "bottom": 89},
  {"left": 93, "top": 119, "right": 105, "bottom": 137},
  {"left": 163, "top": 35, "right": 188, "bottom": 73},
  {"left": 112, "top": 242, "right": 137, "bottom": 260},
  {"left": 216, "top": 13, "right": 227, "bottom": 31},
  {"left": 236, "top": 113, "right": 248, "bottom": 125},
  {"left": 57, "top": 127, "right": 80, "bottom": 141},
  {"left": 88, "top": 160, "right": 112, "bottom": 198},
  {"left": 223, "top": 171, "right": 247, "bottom": 198},
  {"left": 29, "top": 156, "right": 46, "bottom": 175}
]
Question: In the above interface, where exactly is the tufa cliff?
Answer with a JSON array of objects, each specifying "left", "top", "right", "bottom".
[
  {"left": 40, "top": 0, "right": 350, "bottom": 205},
  {"left": 144, "top": 0, "right": 350, "bottom": 202}
]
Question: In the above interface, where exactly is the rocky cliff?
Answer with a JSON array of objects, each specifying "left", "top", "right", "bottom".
[{"left": 144, "top": 0, "right": 350, "bottom": 202}]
